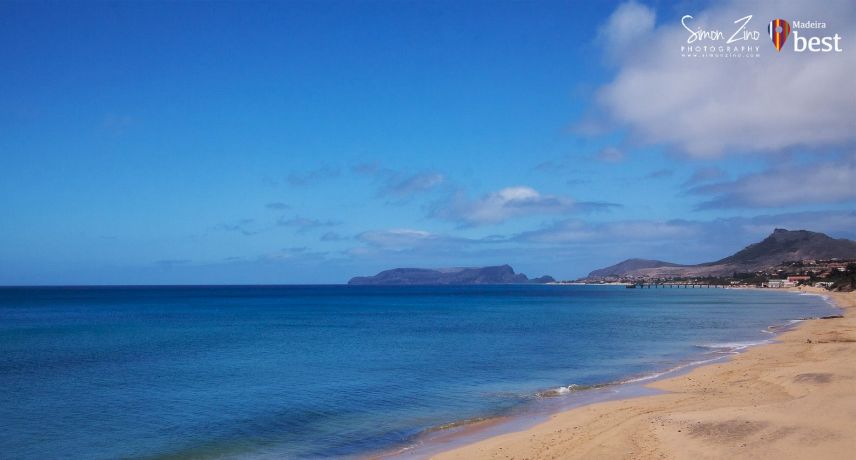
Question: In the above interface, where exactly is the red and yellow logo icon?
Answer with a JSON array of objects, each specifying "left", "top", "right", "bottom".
[{"left": 768, "top": 19, "right": 791, "bottom": 51}]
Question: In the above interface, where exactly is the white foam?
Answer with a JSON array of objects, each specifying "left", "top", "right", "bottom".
[
  {"left": 537, "top": 384, "right": 580, "bottom": 397},
  {"left": 697, "top": 340, "right": 771, "bottom": 352},
  {"left": 619, "top": 354, "right": 729, "bottom": 384},
  {"left": 553, "top": 385, "right": 575, "bottom": 394},
  {"left": 796, "top": 292, "right": 839, "bottom": 311}
]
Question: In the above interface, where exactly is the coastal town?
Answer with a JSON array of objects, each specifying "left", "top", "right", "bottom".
[{"left": 571, "top": 258, "right": 856, "bottom": 291}]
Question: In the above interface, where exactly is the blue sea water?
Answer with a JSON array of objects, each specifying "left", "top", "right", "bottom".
[{"left": 0, "top": 285, "right": 837, "bottom": 459}]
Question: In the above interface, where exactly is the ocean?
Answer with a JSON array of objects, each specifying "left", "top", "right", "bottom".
[{"left": 0, "top": 285, "right": 837, "bottom": 459}]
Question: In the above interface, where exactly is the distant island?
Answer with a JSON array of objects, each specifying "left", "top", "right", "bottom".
[{"left": 348, "top": 264, "right": 555, "bottom": 285}]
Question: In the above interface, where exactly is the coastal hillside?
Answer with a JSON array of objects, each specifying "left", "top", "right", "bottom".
[
  {"left": 588, "top": 258, "right": 687, "bottom": 278},
  {"left": 348, "top": 265, "right": 555, "bottom": 285},
  {"left": 587, "top": 229, "right": 856, "bottom": 279},
  {"left": 706, "top": 229, "right": 856, "bottom": 269}
]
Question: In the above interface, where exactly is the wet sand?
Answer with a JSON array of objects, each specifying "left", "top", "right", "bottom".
[{"left": 433, "top": 287, "right": 856, "bottom": 459}]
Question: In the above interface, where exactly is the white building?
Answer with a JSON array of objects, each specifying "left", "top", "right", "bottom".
[{"left": 764, "top": 279, "right": 795, "bottom": 288}]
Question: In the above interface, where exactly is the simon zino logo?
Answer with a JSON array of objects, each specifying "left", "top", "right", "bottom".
[{"left": 679, "top": 13, "right": 844, "bottom": 58}]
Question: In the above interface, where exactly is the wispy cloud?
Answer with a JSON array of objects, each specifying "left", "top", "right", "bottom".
[
  {"left": 320, "top": 231, "right": 347, "bottom": 242},
  {"left": 381, "top": 172, "right": 445, "bottom": 199},
  {"left": 430, "top": 186, "right": 619, "bottom": 226},
  {"left": 217, "top": 213, "right": 341, "bottom": 236},
  {"left": 689, "top": 156, "right": 856, "bottom": 209},
  {"left": 277, "top": 216, "right": 341, "bottom": 233},
  {"left": 516, "top": 219, "right": 695, "bottom": 244},
  {"left": 356, "top": 228, "right": 470, "bottom": 251},
  {"left": 286, "top": 165, "right": 340, "bottom": 186},
  {"left": 216, "top": 218, "right": 264, "bottom": 236},
  {"left": 644, "top": 168, "right": 674, "bottom": 179},
  {"left": 155, "top": 259, "right": 192, "bottom": 267},
  {"left": 353, "top": 162, "right": 445, "bottom": 200},
  {"left": 522, "top": 212, "right": 856, "bottom": 246},
  {"left": 258, "top": 247, "right": 328, "bottom": 262},
  {"left": 533, "top": 154, "right": 591, "bottom": 176},
  {"left": 220, "top": 247, "right": 330, "bottom": 264},
  {"left": 682, "top": 167, "right": 727, "bottom": 187},
  {"left": 265, "top": 202, "right": 290, "bottom": 210},
  {"left": 566, "top": 178, "right": 592, "bottom": 186},
  {"left": 346, "top": 228, "right": 506, "bottom": 262},
  {"left": 596, "top": 146, "right": 624, "bottom": 163},
  {"left": 351, "top": 162, "right": 382, "bottom": 175},
  {"left": 533, "top": 158, "right": 568, "bottom": 173}
]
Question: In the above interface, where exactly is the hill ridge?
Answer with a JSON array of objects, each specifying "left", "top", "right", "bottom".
[{"left": 587, "top": 229, "right": 856, "bottom": 279}]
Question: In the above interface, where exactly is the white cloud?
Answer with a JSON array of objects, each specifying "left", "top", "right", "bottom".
[
  {"left": 691, "top": 155, "right": 856, "bottom": 208},
  {"left": 430, "top": 186, "right": 575, "bottom": 226},
  {"left": 592, "top": 1, "right": 856, "bottom": 157},
  {"left": 597, "top": 1, "right": 656, "bottom": 54}
]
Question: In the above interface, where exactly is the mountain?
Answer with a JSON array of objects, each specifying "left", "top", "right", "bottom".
[
  {"left": 586, "top": 229, "right": 856, "bottom": 279},
  {"left": 588, "top": 258, "right": 687, "bottom": 278},
  {"left": 348, "top": 265, "right": 555, "bottom": 285},
  {"left": 706, "top": 229, "right": 856, "bottom": 269}
]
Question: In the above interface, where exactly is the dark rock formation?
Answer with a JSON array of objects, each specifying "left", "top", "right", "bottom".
[{"left": 348, "top": 265, "right": 553, "bottom": 285}]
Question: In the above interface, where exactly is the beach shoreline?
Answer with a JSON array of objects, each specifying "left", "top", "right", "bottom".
[
  {"left": 426, "top": 286, "right": 856, "bottom": 459},
  {"left": 375, "top": 286, "right": 803, "bottom": 460}
]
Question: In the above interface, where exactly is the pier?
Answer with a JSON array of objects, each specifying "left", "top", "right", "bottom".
[{"left": 629, "top": 282, "right": 726, "bottom": 288}]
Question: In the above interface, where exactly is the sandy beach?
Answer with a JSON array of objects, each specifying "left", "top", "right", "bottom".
[{"left": 434, "top": 287, "right": 856, "bottom": 460}]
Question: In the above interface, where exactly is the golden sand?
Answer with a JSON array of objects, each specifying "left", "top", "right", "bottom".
[{"left": 434, "top": 287, "right": 856, "bottom": 460}]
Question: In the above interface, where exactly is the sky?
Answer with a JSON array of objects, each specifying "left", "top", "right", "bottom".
[{"left": 1, "top": 0, "right": 854, "bottom": 285}]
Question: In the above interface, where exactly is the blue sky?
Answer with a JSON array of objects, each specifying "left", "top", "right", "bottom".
[{"left": 1, "top": 0, "right": 854, "bottom": 284}]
